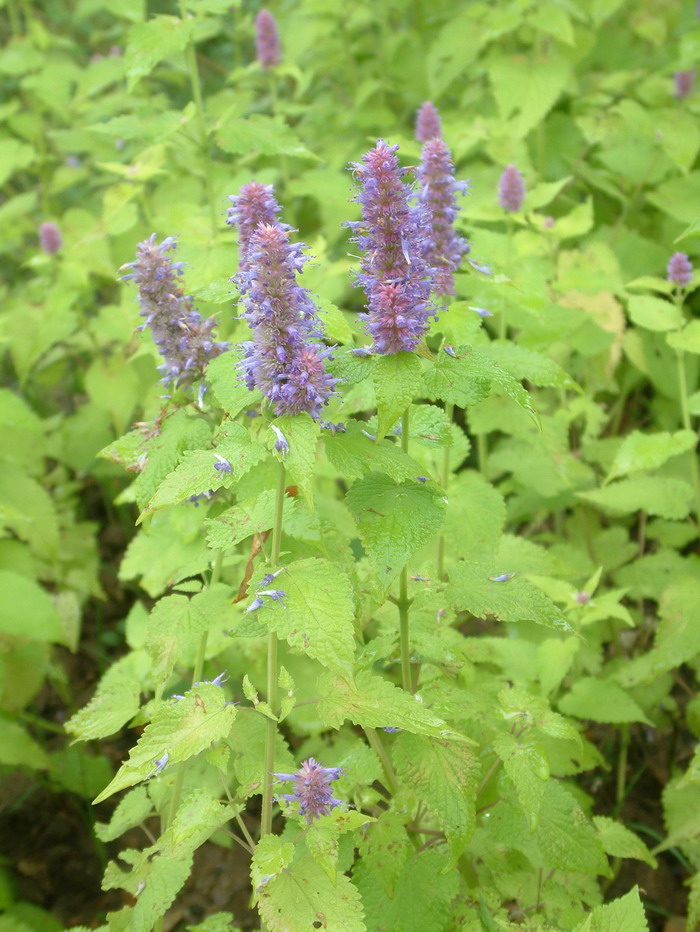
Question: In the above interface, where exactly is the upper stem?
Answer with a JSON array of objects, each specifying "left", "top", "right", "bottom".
[{"left": 398, "top": 408, "right": 413, "bottom": 692}]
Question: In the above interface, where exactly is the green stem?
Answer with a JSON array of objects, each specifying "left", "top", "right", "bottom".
[
  {"left": 500, "top": 217, "right": 514, "bottom": 339},
  {"left": 436, "top": 402, "right": 453, "bottom": 579},
  {"left": 179, "top": 0, "right": 217, "bottom": 236},
  {"left": 363, "top": 728, "right": 399, "bottom": 794},
  {"left": 477, "top": 432, "right": 488, "bottom": 478},
  {"left": 397, "top": 409, "right": 413, "bottom": 692},
  {"left": 268, "top": 72, "right": 288, "bottom": 188},
  {"left": 260, "top": 461, "right": 286, "bottom": 841},
  {"left": 675, "top": 323, "right": 700, "bottom": 533}
]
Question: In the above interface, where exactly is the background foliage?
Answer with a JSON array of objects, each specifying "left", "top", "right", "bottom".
[{"left": 2, "top": 0, "right": 700, "bottom": 930}]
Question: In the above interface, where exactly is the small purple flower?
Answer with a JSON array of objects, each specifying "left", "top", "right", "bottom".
[
  {"left": 468, "top": 257, "right": 492, "bottom": 275},
  {"left": 256, "top": 568, "right": 285, "bottom": 589},
  {"left": 350, "top": 346, "right": 374, "bottom": 357},
  {"left": 498, "top": 165, "right": 525, "bottom": 213},
  {"left": 415, "top": 101, "right": 442, "bottom": 142},
  {"left": 122, "top": 235, "right": 227, "bottom": 388},
  {"left": 150, "top": 751, "right": 169, "bottom": 777},
  {"left": 417, "top": 137, "right": 469, "bottom": 296},
  {"left": 255, "top": 9, "right": 281, "bottom": 69},
  {"left": 348, "top": 140, "right": 436, "bottom": 354},
  {"left": 574, "top": 591, "right": 591, "bottom": 605},
  {"left": 469, "top": 305, "right": 493, "bottom": 318},
  {"left": 273, "top": 758, "right": 346, "bottom": 823},
  {"left": 258, "top": 588, "right": 287, "bottom": 604},
  {"left": 416, "top": 476, "right": 427, "bottom": 483},
  {"left": 667, "top": 252, "right": 693, "bottom": 288},
  {"left": 674, "top": 70, "right": 695, "bottom": 99},
  {"left": 382, "top": 726, "right": 401, "bottom": 733},
  {"left": 271, "top": 424, "right": 289, "bottom": 456},
  {"left": 488, "top": 573, "right": 516, "bottom": 582},
  {"left": 39, "top": 222, "right": 62, "bottom": 255},
  {"left": 213, "top": 454, "right": 232, "bottom": 473},
  {"left": 246, "top": 596, "right": 265, "bottom": 614},
  {"left": 443, "top": 345, "right": 458, "bottom": 358}
]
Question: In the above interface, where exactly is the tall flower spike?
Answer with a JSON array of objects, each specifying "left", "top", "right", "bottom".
[
  {"left": 667, "top": 252, "right": 693, "bottom": 288},
  {"left": 273, "top": 758, "right": 346, "bottom": 823},
  {"left": 417, "top": 137, "right": 469, "bottom": 296},
  {"left": 498, "top": 165, "right": 526, "bottom": 213},
  {"left": 122, "top": 235, "right": 227, "bottom": 387},
  {"left": 348, "top": 140, "right": 435, "bottom": 354},
  {"left": 674, "top": 70, "right": 695, "bottom": 99},
  {"left": 255, "top": 9, "right": 281, "bottom": 69},
  {"left": 227, "top": 181, "right": 282, "bottom": 275},
  {"left": 39, "top": 222, "right": 62, "bottom": 254},
  {"left": 415, "top": 101, "right": 442, "bottom": 142},
  {"left": 229, "top": 193, "right": 335, "bottom": 416}
]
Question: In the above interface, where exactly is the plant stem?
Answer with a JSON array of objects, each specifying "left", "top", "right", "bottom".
[
  {"left": 179, "top": 0, "right": 217, "bottom": 236},
  {"left": 260, "top": 461, "right": 286, "bottom": 841},
  {"left": 363, "top": 727, "right": 399, "bottom": 794},
  {"left": 675, "top": 347, "right": 700, "bottom": 533},
  {"left": 436, "top": 401, "right": 453, "bottom": 580},
  {"left": 397, "top": 409, "right": 413, "bottom": 691}
]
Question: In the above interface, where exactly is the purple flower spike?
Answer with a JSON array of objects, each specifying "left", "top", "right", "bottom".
[
  {"left": 122, "top": 235, "right": 227, "bottom": 388},
  {"left": 674, "top": 70, "right": 695, "bottom": 99},
  {"left": 39, "top": 222, "right": 62, "bottom": 254},
  {"left": 667, "top": 252, "right": 693, "bottom": 288},
  {"left": 255, "top": 9, "right": 281, "bottom": 69},
  {"left": 273, "top": 758, "right": 346, "bottom": 823},
  {"left": 348, "top": 140, "right": 436, "bottom": 354},
  {"left": 227, "top": 182, "right": 282, "bottom": 273},
  {"left": 415, "top": 101, "right": 442, "bottom": 142},
  {"left": 498, "top": 165, "right": 526, "bottom": 213},
  {"left": 417, "top": 137, "right": 469, "bottom": 296},
  {"left": 230, "top": 206, "right": 336, "bottom": 416}
]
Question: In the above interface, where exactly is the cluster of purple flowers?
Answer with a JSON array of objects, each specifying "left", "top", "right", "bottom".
[
  {"left": 348, "top": 140, "right": 436, "bottom": 354},
  {"left": 674, "top": 70, "right": 695, "bottom": 99},
  {"left": 39, "top": 222, "right": 62, "bottom": 255},
  {"left": 255, "top": 9, "right": 281, "bottom": 69},
  {"left": 417, "top": 137, "right": 469, "bottom": 296},
  {"left": 667, "top": 252, "right": 694, "bottom": 288},
  {"left": 228, "top": 183, "right": 336, "bottom": 417},
  {"left": 246, "top": 567, "right": 287, "bottom": 614},
  {"left": 498, "top": 165, "right": 526, "bottom": 213},
  {"left": 273, "top": 758, "right": 346, "bottom": 823},
  {"left": 415, "top": 101, "right": 442, "bottom": 142},
  {"left": 122, "top": 235, "right": 227, "bottom": 388}
]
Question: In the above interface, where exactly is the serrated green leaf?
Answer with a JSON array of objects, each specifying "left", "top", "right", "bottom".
[
  {"left": 257, "top": 853, "right": 365, "bottom": 932},
  {"left": 626, "top": 294, "right": 684, "bottom": 331},
  {"left": 144, "top": 422, "right": 266, "bottom": 516},
  {"left": 0, "top": 570, "right": 65, "bottom": 643},
  {"left": 667, "top": 319, "right": 700, "bottom": 354},
  {"left": 592, "top": 816, "right": 657, "bottom": 867},
  {"left": 216, "top": 115, "right": 317, "bottom": 160},
  {"left": 559, "top": 677, "right": 651, "bottom": 725},
  {"left": 422, "top": 350, "right": 491, "bottom": 407},
  {"left": 534, "top": 781, "right": 609, "bottom": 875},
  {"left": 125, "top": 15, "right": 191, "bottom": 90},
  {"left": 317, "top": 671, "right": 458, "bottom": 739},
  {"left": 94, "top": 684, "right": 236, "bottom": 803},
  {"left": 606, "top": 429, "right": 697, "bottom": 482},
  {"left": 572, "top": 886, "right": 648, "bottom": 931},
  {"left": 252, "top": 557, "right": 355, "bottom": 673},
  {"left": 65, "top": 653, "right": 147, "bottom": 741},
  {"left": 373, "top": 353, "right": 422, "bottom": 441},
  {"left": 410, "top": 404, "right": 452, "bottom": 448},
  {"left": 346, "top": 472, "right": 445, "bottom": 589},
  {"left": 448, "top": 561, "right": 569, "bottom": 630},
  {"left": 578, "top": 476, "right": 694, "bottom": 519},
  {"left": 0, "top": 718, "right": 48, "bottom": 769},
  {"left": 270, "top": 414, "right": 318, "bottom": 505},
  {"left": 228, "top": 712, "right": 295, "bottom": 798},
  {"left": 493, "top": 733, "right": 548, "bottom": 829},
  {"left": 490, "top": 52, "right": 570, "bottom": 138},
  {"left": 323, "top": 420, "right": 425, "bottom": 481},
  {"left": 205, "top": 351, "right": 261, "bottom": 417},
  {"left": 480, "top": 342, "right": 577, "bottom": 389},
  {"left": 95, "top": 786, "right": 153, "bottom": 843},
  {"left": 205, "top": 489, "right": 293, "bottom": 550},
  {"left": 393, "top": 733, "right": 478, "bottom": 868},
  {"left": 440, "top": 471, "right": 505, "bottom": 561},
  {"left": 251, "top": 835, "right": 295, "bottom": 894}
]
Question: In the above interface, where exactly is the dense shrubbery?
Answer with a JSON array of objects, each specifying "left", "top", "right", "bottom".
[{"left": 3, "top": 1, "right": 700, "bottom": 929}]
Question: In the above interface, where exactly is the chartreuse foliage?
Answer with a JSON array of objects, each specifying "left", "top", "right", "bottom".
[{"left": 4, "top": 0, "right": 700, "bottom": 929}]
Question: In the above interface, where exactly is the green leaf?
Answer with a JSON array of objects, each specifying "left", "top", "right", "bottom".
[
  {"left": 534, "top": 781, "right": 609, "bottom": 875},
  {"left": 448, "top": 561, "right": 569, "bottom": 630},
  {"left": 228, "top": 712, "right": 295, "bottom": 799},
  {"left": 257, "top": 853, "right": 365, "bottom": 932},
  {"left": 572, "top": 887, "right": 648, "bottom": 931},
  {"left": 675, "top": 216, "right": 700, "bottom": 245},
  {"left": 0, "top": 718, "right": 48, "bottom": 769},
  {"left": 252, "top": 558, "right": 356, "bottom": 674},
  {"left": 410, "top": 404, "right": 452, "bottom": 448},
  {"left": 493, "top": 733, "right": 548, "bottom": 829},
  {"left": 479, "top": 342, "right": 577, "bottom": 390},
  {"left": 424, "top": 346, "right": 535, "bottom": 415},
  {"left": 559, "top": 678, "right": 651, "bottom": 725},
  {"left": 441, "top": 471, "right": 505, "bottom": 561},
  {"left": 93, "top": 683, "right": 237, "bottom": 803},
  {"left": 0, "top": 570, "right": 65, "bottom": 643},
  {"left": 393, "top": 733, "right": 478, "bottom": 868},
  {"left": 0, "top": 464, "right": 59, "bottom": 559},
  {"left": 125, "top": 15, "right": 192, "bottom": 90},
  {"left": 578, "top": 477, "right": 694, "bottom": 519},
  {"left": 205, "top": 350, "right": 260, "bottom": 418},
  {"left": 270, "top": 414, "right": 318, "bottom": 505},
  {"left": 305, "top": 809, "right": 374, "bottom": 881},
  {"left": 346, "top": 473, "right": 445, "bottom": 589},
  {"left": 592, "top": 817, "right": 657, "bottom": 868},
  {"left": 206, "top": 489, "right": 299, "bottom": 550},
  {"left": 626, "top": 294, "right": 684, "bottom": 331},
  {"left": 144, "top": 422, "right": 266, "bottom": 516},
  {"left": 323, "top": 420, "right": 425, "bottom": 481},
  {"left": 317, "top": 671, "right": 459, "bottom": 739},
  {"left": 251, "top": 835, "right": 295, "bottom": 894},
  {"left": 317, "top": 298, "right": 353, "bottom": 344},
  {"left": 65, "top": 653, "right": 146, "bottom": 741},
  {"left": 490, "top": 52, "right": 570, "bottom": 138},
  {"left": 0, "top": 138, "right": 34, "bottom": 187},
  {"left": 667, "top": 320, "right": 700, "bottom": 354},
  {"left": 606, "top": 429, "right": 697, "bottom": 482},
  {"left": 95, "top": 786, "right": 153, "bottom": 842},
  {"left": 216, "top": 115, "right": 317, "bottom": 160},
  {"left": 373, "top": 353, "right": 422, "bottom": 441}
]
